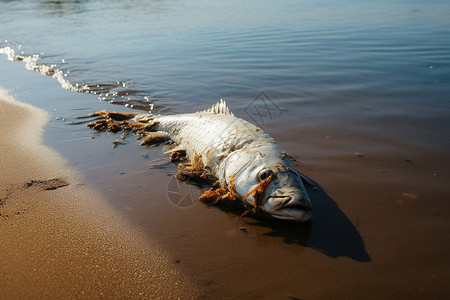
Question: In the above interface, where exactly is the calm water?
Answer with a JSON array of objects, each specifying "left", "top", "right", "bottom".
[
  {"left": 1, "top": 0, "right": 450, "bottom": 298},
  {"left": 2, "top": 0, "right": 449, "bottom": 113}
]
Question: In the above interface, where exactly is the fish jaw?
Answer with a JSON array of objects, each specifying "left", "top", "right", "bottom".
[{"left": 261, "top": 194, "right": 312, "bottom": 222}]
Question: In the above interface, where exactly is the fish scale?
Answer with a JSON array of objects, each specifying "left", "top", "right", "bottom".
[{"left": 153, "top": 112, "right": 275, "bottom": 173}]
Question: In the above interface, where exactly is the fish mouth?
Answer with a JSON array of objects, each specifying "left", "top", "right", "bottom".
[
  {"left": 270, "top": 196, "right": 312, "bottom": 211},
  {"left": 267, "top": 196, "right": 312, "bottom": 222},
  {"left": 271, "top": 208, "right": 311, "bottom": 222}
]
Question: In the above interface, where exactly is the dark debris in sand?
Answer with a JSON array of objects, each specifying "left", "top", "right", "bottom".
[
  {"left": 1, "top": 178, "right": 69, "bottom": 220},
  {"left": 25, "top": 178, "right": 69, "bottom": 190}
]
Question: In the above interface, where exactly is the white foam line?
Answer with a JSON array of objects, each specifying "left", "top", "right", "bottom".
[{"left": 0, "top": 46, "right": 88, "bottom": 92}]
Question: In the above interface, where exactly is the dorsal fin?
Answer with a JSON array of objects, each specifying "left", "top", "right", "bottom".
[{"left": 198, "top": 99, "right": 234, "bottom": 116}]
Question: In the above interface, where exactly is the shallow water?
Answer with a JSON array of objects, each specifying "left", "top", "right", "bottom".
[{"left": 1, "top": 0, "right": 450, "bottom": 298}]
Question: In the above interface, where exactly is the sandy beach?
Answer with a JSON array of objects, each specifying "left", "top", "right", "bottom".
[{"left": 0, "top": 89, "right": 197, "bottom": 298}]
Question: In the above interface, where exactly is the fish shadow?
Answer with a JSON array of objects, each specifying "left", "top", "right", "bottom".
[
  {"left": 242, "top": 178, "right": 371, "bottom": 262},
  {"left": 305, "top": 180, "right": 371, "bottom": 262}
]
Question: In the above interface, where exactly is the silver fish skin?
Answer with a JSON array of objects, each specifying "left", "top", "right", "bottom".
[{"left": 136, "top": 100, "right": 312, "bottom": 222}]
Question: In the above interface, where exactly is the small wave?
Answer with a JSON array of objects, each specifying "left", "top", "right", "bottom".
[
  {"left": 0, "top": 44, "right": 153, "bottom": 111},
  {"left": 0, "top": 45, "right": 80, "bottom": 92}
]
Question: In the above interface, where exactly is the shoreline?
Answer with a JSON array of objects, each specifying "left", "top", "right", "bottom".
[{"left": 0, "top": 88, "right": 198, "bottom": 298}]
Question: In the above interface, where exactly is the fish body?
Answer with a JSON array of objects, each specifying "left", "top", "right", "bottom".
[{"left": 135, "top": 100, "right": 312, "bottom": 222}]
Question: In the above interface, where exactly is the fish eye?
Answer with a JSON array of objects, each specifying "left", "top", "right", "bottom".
[{"left": 257, "top": 169, "right": 272, "bottom": 181}]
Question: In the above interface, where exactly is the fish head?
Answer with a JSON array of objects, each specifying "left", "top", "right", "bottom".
[
  {"left": 222, "top": 146, "right": 312, "bottom": 222},
  {"left": 258, "top": 164, "right": 312, "bottom": 222}
]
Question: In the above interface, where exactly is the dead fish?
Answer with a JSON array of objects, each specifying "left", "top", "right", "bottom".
[{"left": 132, "top": 99, "right": 312, "bottom": 222}]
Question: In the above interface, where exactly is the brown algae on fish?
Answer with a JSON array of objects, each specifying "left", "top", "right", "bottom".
[
  {"left": 139, "top": 132, "right": 169, "bottom": 146},
  {"left": 175, "top": 154, "right": 217, "bottom": 187},
  {"left": 241, "top": 171, "right": 274, "bottom": 217}
]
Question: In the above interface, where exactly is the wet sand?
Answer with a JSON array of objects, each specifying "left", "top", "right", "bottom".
[{"left": 0, "top": 89, "right": 198, "bottom": 298}]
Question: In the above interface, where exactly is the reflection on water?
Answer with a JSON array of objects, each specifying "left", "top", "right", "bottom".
[
  {"left": 2, "top": 0, "right": 449, "bottom": 116},
  {"left": 39, "top": 0, "right": 88, "bottom": 16}
]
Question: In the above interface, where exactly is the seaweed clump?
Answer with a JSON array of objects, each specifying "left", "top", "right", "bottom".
[
  {"left": 87, "top": 111, "right": 146, "bottom": 133},
  {"left": 87, "top": 111, "right": 165, "bottom": 146}
]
